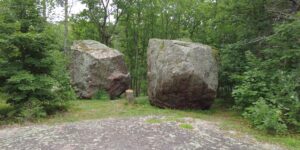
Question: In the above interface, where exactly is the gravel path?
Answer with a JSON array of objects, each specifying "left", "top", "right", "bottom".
[{"left": 0, "top": 116, "right": 284, "bottom": 150}]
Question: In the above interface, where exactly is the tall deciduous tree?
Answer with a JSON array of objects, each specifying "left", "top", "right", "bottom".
[
  {"left": 64, "top": 0, "right": 68, "bottom": 52},
  {"left": 79, "top": 0, "right": 124, "bottom": 45}
]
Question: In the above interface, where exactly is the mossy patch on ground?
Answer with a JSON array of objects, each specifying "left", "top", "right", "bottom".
[
  {"left": 179, "top": 123, "right": 194, "bottom": 130},
  {"left": 146, "top": 118, "right": 163, "bottom": 124}
]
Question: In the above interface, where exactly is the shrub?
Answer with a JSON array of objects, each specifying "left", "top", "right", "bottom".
[
  {"left": 232, "top": 20, "right": 300, "bottom": 133},
  {"left": 243, "top": 99, "right": 287, "bottom": 134}
]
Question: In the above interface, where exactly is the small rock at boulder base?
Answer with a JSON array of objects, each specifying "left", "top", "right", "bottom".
[
  {"left": 147, "top": 39, "right": 218, "bottom": 109},
  {"left": 70, "top": 40, "right": 131, "bottom": 99}
]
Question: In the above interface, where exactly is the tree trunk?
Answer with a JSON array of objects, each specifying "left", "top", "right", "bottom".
[
  {"left": 134, "top": 29, "right": 139, "bottom": 97},
  {"left": 98, "top": 24, "right": 103, "bottom": 43},
  {"left": 64, "top": 0, "right": 68, "bottom": 52},
  {"left": 42, "top": 0, "right": 47, "bottom": 19}
]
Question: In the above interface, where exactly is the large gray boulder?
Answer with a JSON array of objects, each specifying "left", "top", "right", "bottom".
[
  {"left": 70, "top": 40, "right": 130, "bottom": 99},
  {"left": 147, "top": 39, "right": 218, "bottom": 109}
]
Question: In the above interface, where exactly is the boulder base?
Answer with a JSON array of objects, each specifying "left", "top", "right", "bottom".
[
  {"left": 147, "top": 39, "right": 218, "bottom": 109},
  {"left": 70, "top": 40, "right": 130, "bottom": 99}
]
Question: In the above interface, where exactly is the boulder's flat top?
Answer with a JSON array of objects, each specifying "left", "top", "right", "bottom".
[
  {"left": 0, "top": 116, "right": 284, "bottom": 150},
  {"left": 149, "top": 38, "right": 212, "bottom": 49},
  {"left": 71, "top": 40, "right": 122, "bottom": 59}
]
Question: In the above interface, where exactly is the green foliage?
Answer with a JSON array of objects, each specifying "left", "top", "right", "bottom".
[
  {"left": 179, "top": 123, "right": 194, "bottom": 130},
  {"left": 0, "top": 0, "right": 75, "bottom": 120},
  {"left": 146, "top": 118, "right": 162, "bottom": 124},
  {"left": 68, "top": 0, "right": 299, "bottom": 134},
  {"left": 232, "top": 52, "right": 268, "bottom": 109},
  {"left": 232, "top": 20, "right": 300, "bottom": 133},
  {"left": 93, "top": 89, "right": 109, "bottom": 101},
  {"left": 70, "top": 15, "right": 99, "bottom": 41},
  {"left": 71, "top": 0, "right": 216, "bottom": 96},
  {"left": 212, "top": 0, "right": 300, "bottom": 134},
  {"left": 1, "top": 0, "right": 299, "bottom": 136},
  {"left": 243, "top": 99, "right": 288, "bottom": 134}
]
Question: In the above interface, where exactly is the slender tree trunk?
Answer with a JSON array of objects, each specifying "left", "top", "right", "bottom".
[
  {"left": 98, "top": 24, "right": 103, "bottom": 43},
  {"left": 135, "top": 3, "right": 143, "bottom": 97},
  {"left": 165, "top": 15, "right": 169, "bottom": 38},
  {"left": 99, "top": 0, "right": 108, "bottom": 45},
  {"left": 151, "top": 14, "right": 154, "bottom": 37},
  {"left": 125, "top": 13, "right": 133, "bottom": 88},
  {"left": 133, "top": 11, "right": 140, "bottom": 96},
  {"left": 64, "top": 0, "right": 68, "bottom": 52},
  {"left": 42, "top": 0, "right": 47, "bottom": 19},
  {"left": 134, "top": 28, "right": 139, "bottom": 97}
]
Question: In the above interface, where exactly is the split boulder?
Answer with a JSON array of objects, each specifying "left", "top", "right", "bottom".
[{"left": 70, "top": 40, "right": 130, "bottom": 99}]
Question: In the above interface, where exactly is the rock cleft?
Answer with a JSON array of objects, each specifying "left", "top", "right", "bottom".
[{"left": 70, "top": 40, "right": 130, "bottom": 99}]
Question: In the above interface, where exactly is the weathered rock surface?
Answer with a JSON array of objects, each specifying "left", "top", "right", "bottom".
[
  {"left": 70, "top": 40, "right": 130, "bottom": 99},
  {"left": 147, "top": 39, "right": 218, "bottom": 109},
  {"left": 0, "top": 116, "right": 284, "bottom": 150}
]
